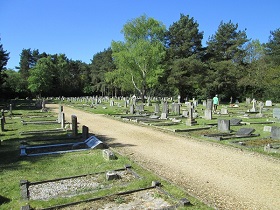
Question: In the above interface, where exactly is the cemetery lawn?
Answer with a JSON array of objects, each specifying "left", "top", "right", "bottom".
[
  {"left": 0, "top": 100, "right": 211, "bottom": 210},
  {"left": 50, "top": 99, "right": 280, "bottom": 209}
]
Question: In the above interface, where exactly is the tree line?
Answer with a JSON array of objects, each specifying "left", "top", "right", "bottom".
[{"left": 1, "top": 14, "right": 280, "bottom": 102}]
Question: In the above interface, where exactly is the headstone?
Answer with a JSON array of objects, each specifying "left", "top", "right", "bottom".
[
  {"left": 130, "top": 105, "right": 134, "bottom": 114},
  {"left": 174, "top": 103, "right": 180, "bottom": 115},
  {"left": 177, "top": 95, "right": 181, "bottom": 103},
  {"left": 1, "top": 109, "right": 5, "bottom": 124},
  {"left": 106, "top": 171, "right": 120, "bottom": 181},
  {"left": 186, "top": 107, "right": 197, "bottom": 126},
  {"left": 204, "top": 109, "right": 212, "bottom": 120},
  {"left": 103, "top": 149, "right": 116, "bottom": 160},
  {"left": 57, "top": 105, "right": 63, "bottom": 123},
  {"left": 160, "top": 113, "right": 167, "bottom": 119},
  {"left": 220, "top": 108, "right": 228, "bottom": 115},
  {"left": 82, "top": 125, "right": 89, "bottom": 140},
  {"left": 270, "top": 126, "right": 280, "bottom": 140},
  {"left": 162, "top": 102, "right": 168, "bottom": 114},
  {"left": 265, "top": 100, "right": 272, "bottom": 106},
  {"left": 236, "top": 128, "right": 255, "bottom": 136},
  {"left": 202, "top": 100, "right": 207, "bottom": 107},
  {"left": 273, "top": 108, "right": 280, "bottom": 119},
  {"left": 154, "top": 103, "right": 160, "bottom": 113},
  {"left": 250, "top": 99, "right": 257, "bottom": 112},
  {"left": 246, "top": 97, "right": 251, "bottom": 104},
  {"left": 218, "top": 119, "right": 230, "bottom": 133},
  {"left": 9, "top": 104, "right": 12, "bottom": 115},
  {"left": 230, "top": 118, "right": 242, "bottom": 126},
  {"left": 61, "top": 112, "right": 65, "bottom": 129},
  {"left": 71, "top": 115, "right": 78, "bottom": 137},
  {"left": 263, "top": 126, "right": 272, "bottom": 132},
  {"left": 182, "top": 110, "right": 188, "bottom": 118},
  {"left": 1, "top": 117, "right": 4, "bottom": 131},
  {"left": 206, "top": 99, "right": 213, "bottom": 110}
]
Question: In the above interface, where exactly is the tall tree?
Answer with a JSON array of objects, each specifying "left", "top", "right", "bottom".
[
  {"left": 206, "top": 21, "right": 248, "bottom": 63},
  {"left": 28, "top": 56, "right": 55, "bottom": 97},
  {"left": 90, "top": 48, "right": 116, "bottom": 96},
  {"left": 111, "top": 15, "right": 166, "bottom": 101},
  {"left": 165, "top": 14, "right": 205, "bottom": 101},
  {"left": 265, "top": 28, "right": 280, "bottom": 66},
  {"left": 238, "top": 40, "right": 267, "bottom": 98},
  {"left": 0, "top": 37, "right": 10, "bottom": 94},
  {"left": 205, "top": 21, "right": 249, "bottom": 99}
]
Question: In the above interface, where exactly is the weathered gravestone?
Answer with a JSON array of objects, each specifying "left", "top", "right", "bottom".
[
  {"left": 273, "top": 108, "right": 280, "bottom": 119},
  {"left": 204, "top": 99, "right": 213, "bottom": 120},
  {"left": 57, "top": 105, "right": 63, "bottom": 123},
  {"left": 130, "top": 105, "right": 134, "bottom": 114},
  {"left": 218, "top": 119, "right": 230, "bottom": 133},
  {"left": 162, "top": 102, "right": 168, "bottom": 114},
  {"left": 186, "top": 107, "right": 197, "bottom": 126},
  {"left": 230, "top": 118, "right": 242, "bottom": 126},
  {"left": 154, "top": 103, "right": 160, "bottom": 113},
  {"left": 173, "top": 103, "right": 180, "bottom": 115},
  {"left": 235, "top": 128, "right": 255, "bottom": 136},
  {"left": 270, "top": 126, "right": 280, "bottom": 140},
  {"left": 220, "top": 108, "right": 228, "bottom": 115}
]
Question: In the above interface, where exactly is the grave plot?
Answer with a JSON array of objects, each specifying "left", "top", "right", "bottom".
[
  {"left": 21, "top": 166, "right": 140, "bottom": 201},
  {"left": 202, "top": 128, "right": 260, "bottom": 141},
  {"left": 25, "top": 181, "right": 190, "bottom": 210},
  {"left": 20, "top": 136, "right": 104, "bottom": 157}
]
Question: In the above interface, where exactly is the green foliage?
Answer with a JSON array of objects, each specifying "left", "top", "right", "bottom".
[
  {"left": 90, "top": 48, "right": 116, "bottom": 96},
  {"left": 207, "top": 21, "right": 248, "bottom": 63},
  {"left": 165, "top": 14, "right": 204, "bottom": 101},
  {"left": 111, "top": 15, "right": 167, "bottom": 101},
  {"left": 0, "top": 37, "right": 9, "bottom": 94},
  {"left": 265, "top": 28, "right": 280, "bottom": 65},
  {"left": 166, "top": 14, "right": 203, "bottom": 59},
  {"left": 28, "top": 56, "right": 55, "bottom": 96}
]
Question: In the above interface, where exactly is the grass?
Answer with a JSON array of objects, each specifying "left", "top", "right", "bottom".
[{"left": 0, "top": 99, "right": 212, "bottom": 210}]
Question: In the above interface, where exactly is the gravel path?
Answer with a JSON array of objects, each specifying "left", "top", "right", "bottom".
[{"left": 48, "top": 103, "right": 280, "bottom": 210}]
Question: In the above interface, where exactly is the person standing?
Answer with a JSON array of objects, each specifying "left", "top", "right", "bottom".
[{"left": 213, "top": 94, "right": 219, "bottom": 112}]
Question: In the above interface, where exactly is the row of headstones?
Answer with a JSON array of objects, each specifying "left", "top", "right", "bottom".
[
  {"left": 57, "top": 105, "right": 89, "bottom": 139},
  {"left": 218, "top": 119, "right": 280, "bottom": 140}
]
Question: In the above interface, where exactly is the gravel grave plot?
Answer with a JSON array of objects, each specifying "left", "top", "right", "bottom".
[
  {"left": 29, "top": 170, "right": 136, "bottom": 200},
  {"left": 58, "top": 188, "right": 176, "bottom": 210}
]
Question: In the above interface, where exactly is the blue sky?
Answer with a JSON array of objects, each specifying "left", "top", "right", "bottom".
[{"left": 1, "top": 0, "right": 279, "bottom": 69}]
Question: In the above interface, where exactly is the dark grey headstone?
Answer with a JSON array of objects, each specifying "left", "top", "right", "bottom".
[
  {"left": 270, "top": 126, "right": 280, "bottom": 140},
  {"left": 236, "top": 128, "right": 255, "bottom": 136},
  {"left": 230, "top": 118, "right": 242, "bottom": 126},
  {"left": 71, "top": 115, "right": 78, "bottom": 137}
]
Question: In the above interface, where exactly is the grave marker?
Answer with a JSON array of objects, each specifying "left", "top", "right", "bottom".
[
  {"left": 270, "top": 126, "right": 280, "bottom": 140},
  {"left": 265, "top": 100, "right": 272, "bottom": 106},
  {"left": 186, "top": 107, "right": 197, "bottom": 126},
  {"left": 218, "top": 119, "right": 230, "bottom": 133},
  {"left": 236, "top": 128, "right": 255, "bottom": 136},
  {"left": 230, "top": 118, "right": 242, "bottom": 126},
  {"left": 273, "top": 108, "right": 280, "bottom": 119},
  {"left": 71, "top": 115, "right": 78, "bottom": 137}
]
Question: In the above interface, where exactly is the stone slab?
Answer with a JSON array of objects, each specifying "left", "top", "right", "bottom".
[{"left": 235, "top": 128, "right": 255, "bottom": 136}]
